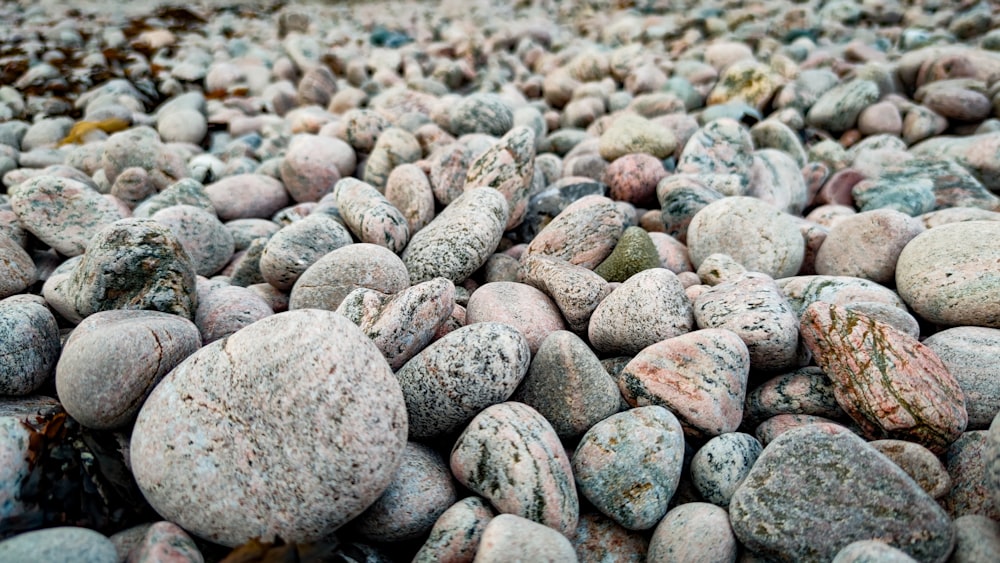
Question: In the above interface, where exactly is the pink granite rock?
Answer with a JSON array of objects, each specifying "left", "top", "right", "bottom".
[
  {"left": 647, "top": 503, "right": 738, "bottom": 562},
  {"left": 647, "top": 232, "right": 693, "bottom": 274},
  {"left": 0, "top": 235, "right": 35, "bottom": 299},
  {"left": 754, "top": 414, "right": 844, "bottom": 446},
  {"left": 464, "top": 126, "right": 535, "bottom": 230},
  {"left": 602, "top": 153, "right": 667, "bottom": 206},
  {"left": 777, "top": 275, "right": 906, "bottom": 318},
  {"left": 923, "top": 327, "right": 1000, "bottom": 429},
  {"left": 259, "top": 212, "right": 353, "bottom": 291},
  {"left": 0, "top": 297, "right": 60, "bottom": 396},
  {"left": 522, "top": 195, "right": 627, "bottom": 270},
  {"left": 571, "top": 512, "right": 648, "bottom": 563},
  {"left": 385, "top": 163, "right": 435, "bottom": 235},
  {"left": 151, "top": 204, "right": 235, "bottom": 277},
  {"left": 869, "top": 440, "right": 952, "bottom": 500},
  {"left": 744, "top": 367, "right": 847, "bottom": 426},
  {"left": 194, "top": 283, "right": 273, "bottom": 344},
  {"left": 857, "top": 101, "right": 903, "bottom": 137},
  {"left": 130, "top": 309, "right": 408, "bottom": 547},
  {"left": 618, "top": 328, "right": 750, "bottom": 439},
  {"left": 333, "top": 178, "right": 410, "bottom": 254},
  {"left": 465, "top": 281, "right": 567, "bottom": 355},
  {"left": 279, "top": 134, "right": 355, "bottom": 202},
  {"left": 473, "top": 514, "right": 577, "bottom": 563},
  {"left": 800, "top": 302, "right": 968, "bottom": 453},
  {"left": 412, "top": 496, "right": 495, "bottom": 563},
  {"left": 940, "top": 431, "right": 999, "bottom": 520},
  {"left": 205, "top": 174, "right": 290, "bottom": 221},
  {"left": 814, "top": 209, "right": 924, "bottom": 284},
  {"left": 289, "top": 243, "right": 410, "bottom": 311},
  {"left": 519, "top": 255, "right": 611, "bottom": 333},
  {"left": 450, "top": 402, "right": 579, "bottom": 536}
]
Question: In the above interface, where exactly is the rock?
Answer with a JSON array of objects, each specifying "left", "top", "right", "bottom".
[
  {"left": 656, "top": 175, "right": 725, "bottom": 243},
  {"left": 336, "top": 278, "right": 455, "bottom": 370},
  {"left": 152, "top": 205, "right": 235, "bottom": 277},
  {"left": 617, "top": 328, "right": 750, "bottom": 439},
  {"left": 832, "top": 541, "right": 918, "bottom": 563},
  {"left": 592, "top": 226, "right": 660, "bottom": 282},
  {"left": 464, "top": 126, "right": 536, "bottom": 230},
  {"left": 814, "top": 209, "right": 924, "bottom": 285},
  {"left": 56, "top": 310, "right": 201, "bottom": 430},
  {"left": 0, "top": 527, "right": 117, "bottom": 563},
  {"left": 940, "top": 431, "right": 999, "bottom": 520},
  {"left": 571, "top": 512, "right": 648, "bottom": 563},
  {"left": 194, "top": 283, "right": 274, "bottom": 344},
  {"left": 687, "top": 196, "right": 805, "bottom": 279},
  {"left": 923, "top": 327, "right": 1000, "bottom": 430},
  {"left": 744, "top": 367, "right": 847, "bottom": 425},
  {"left": 747, "top": 149, "right": 810, "bottom": 215},
  {"left": 333, "top": 178, "right": 410, "bottom": 254},
  {"left": 602, "top": 153, "right": 666, "bottom": 205},
  {"left": 363, "top": 127, "right": 422, "bottom": 189},
  {"left": 857, "top": 101, "right": 904, "bottom": 137},
  {"left": 280, "top": 134, "right": 355, "bottom": 203},
  {"left": 693, "top": 272, "right": 801, "bottom": 372},
  {"left": 43, "top": 219, "right": 198, "bottom": 323},
  {"left": 396, "top": 322, "right": 530, "bottom": 439},
  {"left": 402, "top": 188, "right": 509, "bottom": 284},
  {"left": 127, "top": 521, "right": 203, "bottom": 563},
  {"left": 412, "top": 496, "right": 495, "bottom": 563},
  {"left": 465, "top": 281, "right": 567, "bottom": 355},
  {"left": 0, "top": 235, "right": 35, "bottom": 299},
  {"left": 289, "top": 243, "right": 409, "bottom": 311},
  {"left": 0, "top": 297, "right": 60, "bottom": 395},
  {"left": 647, "top": 503, "right": 739, "bottom": 562},
  {"left": 130, "top": 309, "right": 408, "bottom": 547},
  {"left": 259, "top": 212, "right": 353, "bottom": 291},
  {"left": 205, "top": 174, "right": 290, "bottom": 221},
  {"left": 598, "top": 113, "right": 677, "bottom": 161},
  {"left": 429, "top": 137, "right": 495, "bottom": 206},
  {"left": 691, "top": 432, "right": 764, "bottom": 507},
  {"left": 648, "top": 231, "right": 693, "bottom": 274},
  {"left": 730, "top": 423, "right": 955, "bottom": 562},
  {"left": 869, "top": 439, "right": 952, "bottom": 500},
  {"left": 523, "top": 195, "right": 628, "bottom": 269},
  {"left": 450, "top": 93, "right": 513, "bottom": 137},
  {"left": 450, "top": 402, "right": 578, "bottom": 536},
  {"left": 515, "top": 177, "right": 607, "bottom": 243},
  {"left": 519, "top": 255, "right": 611, "bottom": 333},
  {"left": 511, "top": 331, "right": 621, "bottom": 440},
  {"left": 588, "top": 268, "right": 693, "bottom": 356},
  {"left": 895, "top": 221, "right": 1000, "bottom": 328},
  {"left": 951, "top": 514, "right": 1000, "bottom": 563},
  {"left": 157, "top": 108, "right": 207, "bottom": 144},
  {"left": 473, "top": 514, "right": 577, "bottom": 563},
  {"left": 801, "top": 302, "right": 968, "bottom": 453},
  {"left": 384, "top": 163, "right": 435, "bottom": 235},
  {"left": 109, "top": 167, "right": 154, "bottom": 210},
  {"left": 572, "top": 406, "right": 685, "bottom": 530},
  {"left": 9, "top": 175, "right": 126, "bottom": 257},
  {"left": 806, "top": 79, "right": 880, "bottom": 133},
  {"left": 133, "top": 178, "right": 214, "bottom": 219},
  {"left": 101, "top": 126, "right": 188, "bottom": 191},
  {"left": 708, "top": 59, "right": 784, "bottom": 113},
  {"left": 353, "top": 442, "right": 457, "bottom": 542}
]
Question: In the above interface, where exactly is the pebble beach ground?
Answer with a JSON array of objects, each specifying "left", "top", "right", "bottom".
[{"left": 1, "top": 0, "right": 1000, "bottom": 561}]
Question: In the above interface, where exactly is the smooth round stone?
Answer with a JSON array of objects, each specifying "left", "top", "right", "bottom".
[
  {"left": 572, "top": 406, "right": 685, "bottom": 530},
  {"left": 519, "top": 255, "right": 611, "bottom": 333},
  {"left": 750, "top": 119, "right": 808, "bottom": 167},
  {"left": 127, "top": 521, "right": 202, "bottom": 563},
  {"left": 279, "top": 134, "right": 355, "bottom": 203},
  {"left": 697, "top": 253, "right": 747, "bottom": 286},
  {"left": 259, "top": 212, "right": 353, "bottom": 291},
  {"left": 806, "top": 79, "right": 880, "bottom": 133},
  {"left": 429, "top": 138, "right": 494, "bottom": 206},
  {"left": 402, "top": 187, "right": 509, "bottom": 284},
  {"left": 730, "top": 423, "right": 954, "bottom": 562},
  {"left": 869, "top": 440, "right": 952, "bottom": 500},
  {"left": 618, "top": 328, "right": 750, "bottom": 439},
  {"left": 523, "top": 195, "right": 628, "bottom": 270},
  {"left": 920, "top": 83, "right": 991, "bottom": 122},
  {"left": 511, "top": 331, "right": 621, "bottom": 440},
  {"left": 226, "top": 218, "right": 280, "bottom": 252},
  {"left": 656, "top": 175, "right": 725, "bottom": 243},
  {"left": 896, "top": 221, "right": 1000, "bottom": 328},
  {"left": 598, "top": 113, "right": 677, "bottom": 161},
  {"left": 693, "top": 272, "right": 801, "bottom": 372},
  {"left": 647, "top": 503, "right": 738, "bottom": 562},
  {"left": 676, "top": 118, "right": 755, "bottom": 192},
  {"left": 923, "top": 327, "right": 1000, "bottom": 430},
  {"left": 801, "top": 302, "right": 968, "bottom": 454},
  {"left": 412, "top": 496, "right": 495, "bottom": 563},
  {"left": 450, "top": 402, "right": 579, "bottom": 536},
  {"left": 130, "top": 309, "right": 408, "bottom": 547},
  {"left": 687, "top": 196, "right": 805, "bottom": 279},
  {"left": 744, "top": 367, "right": 846, "bottom": 426},
  {"left": 157, "top": 109, "right": 207, "bottom": 144},
  {"left": 648, "top": 232, "right": 693, "bottom": 274},
  {"left": 691, "top": 432, "right": 764, "bottom": 507},
  {"left": 940, "top": 431, "right": 999, "bottom": 520},
  {"left": 778, "top": 275, "right": 906, "bottom": 318},
  {"left": 109, "top": 166, "right": 154, "bottom": 209},
  {"left": 43, "top": 218, "right": 198, "bottom": 323},
  {"left": 353, "top": 442, "right": 457, "bottom": 542},
  {"left": 951, "top": 514, "right": 1000, "bottom": 563},
  {"left": 571, "top": 512, "right": 648, "bottom": 563},
  {"left": 588, "top": 268, "right": 693, "bottom": 356},
  {"left": 195, "top": 283, "right": 273, "bottom": 344},
  {"left": 56, "top": 310, "right": 201, "bottom": 430},
  {"left": 0, "top": 235, "right": 35, "bottom": 299},
  {"left": 290, "top": 243, "right": 409, "bottom": 311},
  {"left": 0, "top": 297, "right": 60, "bottom": 395},
  {"left": 101, "top": 126, "right": 187, "bottom": 191},
  {"left": 336, "top": 278, "right": 455, "bottom": 370},
  {"left": 0, "top": 527, "right": 117, "bottom": 563},
  {"left": 331, "top": 178, "right": 409, "bottom": 253},
  {"left": 133, "top": 178, "right": 214, "bottom": 219},
  {"left": 473, "top": 514, "right": 577, "bottom": 563},
  {"left": 919, "top": 207, "right": 1000, "bottom": 229},
  {"left": 602, "top": 153, "right": 667, "bottom": 205},
  {"left": 385, "top": 163, "right": 435, "bottom": 235},
  {"left": 464, "top": 126, "right": 536, "bottom": 230},
  {"left": 593, "top": 226, "right": 660, "bottom": 283},
  {"left": 746, "top": 149, "right": 809, "bottom": 216},
  {"left": 465, "top": 281, "right": 567, "bottom": 355},
  {"left": 205, "top": 174, "right": 290, "bottom": 221},
  {"left": 332, "top": 109, "right": 389, "bottom": 153},
  {"left": 832, "top": 540, "right": 919, "bottom": 563},
  {"left": 843, "top": 301, "right": 921, "bottom": 339},
  {"left": 450, "top": 93, "right": 514, "bottom": 137},
  {"left": 397, "top": 322, "right": 530, "bottom": 439},
  {"left": 9, "top": 175, "right": 126, "bottom": 257},
  {"left": 858, "top": 101, "right": 904, "bottom": 137},
  {"left": 151, "top": 205, "right": 235, "bottom": 277},
  {"left": 815, "top": 209, "right": 924, "bottom": 284},
  {"left": 363, "top": 127, "right": 422, "bottom": 189}
]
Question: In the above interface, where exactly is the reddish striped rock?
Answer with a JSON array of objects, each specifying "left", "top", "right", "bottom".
[
  {"left": 617, "top": 328, "right": 750, "bottom": 439},
  {"left": 777, "top": 275, "right": 906, "bottom": 318},
  {"left": 464, "top": 126, "right": 536, "bottom": 230},
  {"left": 522, "top": 195, "right": 628, "bottom": 270},
  {"left": 800, "top": 302, "right": 968, "bottom": 453},
  {"left": 449, "top": 402, "right": 579, "bottom": 536},
  {"left": 333, "top": 178, "right": 409, "bottom": 254},
  {"left": 412, "top": 496, "right": 494, "bottom": 563}
]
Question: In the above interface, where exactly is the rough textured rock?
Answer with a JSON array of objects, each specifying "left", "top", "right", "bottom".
[
  {"left": 647, "top": 503, "right": 738, "bottom": 563},
  {"left": 571, "top": 512, "right": 648, "bottom": 563},
  {"left": 592, "top": 226, "right": 660, "bottom": 283},
  {"left": 519, "top": 255, "right": 611, "bottom": 333},
  {"left": 0, "top": 297, "right": 60, "bottom": 395},
  {"left": 289, "top": 243, "right": 409, "bottom": 311},
  {"left": 465, "top": 281, "right": 567, "bottom": 355},
  {"left": 522, "top": 195, "right": 628, "bottom": 270},
  {"left": 259, "top": 211, "right": 353, "bottom": 291},
  {"left": 412, "top": 496, "right": 495, "bottom": 563},
  {"left": 0, "top": 527, "right": 118, "bottom": 563},
  {"left": 464, "top": 126, "right": 536, "bottom": 230},
  {"left": 333, "top": 178, "right": 410, "bottom": 253},
  {"left": 691, "top": 432, "right": 763, "bottom": 507},
  {"left": 869, "top": 440, "right": 952, "bottom": 500},
  {"left": 0, "top": 235, "right": 35, "bottom": 299}
]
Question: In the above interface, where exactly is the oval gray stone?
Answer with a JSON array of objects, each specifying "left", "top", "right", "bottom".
[{"left": 0, "top": 297, "right": 60, "bottom": 395}]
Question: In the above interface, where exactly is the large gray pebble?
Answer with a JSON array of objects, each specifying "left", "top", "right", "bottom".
[
  {"left": 647, "top": 503, "right": 738, "bottom": 563},
  {"left": 0, "top": 297, "right": 60, "bottom": 395},
  {"left": 923, "top": 327, "right": 1000, "bottom": 429},
  {"left": 0, "top": 527, "right": 117, "bottom": 563},
  {"left": 290, "top": 243, "right": 409, "bottom": 311},
  {"left": 0, "top": 235, "right": 35, "bottom": 299},
  {"left": 807, "top": 79, "right": 880, "bottom": 133},
  {"left": 690, "top": 432, "right": 763, "bottom": 507},
  {"left": 474, "top": 514, "right": 577, "bottom": 563},
  {"left": 152, "top": 205, "right": 235, "bottom": 277},
  {"left": 259, "top": 212, "right": 353, "bottom": 291}
]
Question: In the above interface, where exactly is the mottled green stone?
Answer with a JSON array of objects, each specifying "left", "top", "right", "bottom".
[{"left": 593, "top": 226, "right": 660, "bottom": 282}]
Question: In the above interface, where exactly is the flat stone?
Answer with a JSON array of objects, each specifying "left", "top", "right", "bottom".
[
  {"left": 0, "top": 235, "right": 35, "bottom": 299},
  {"left": 194, "top": 283, "right": 273, "bottom": 344},
  {"left": 152, "top": 204, "right": 235, "bottom": 277},
  {"left": 676, "top": 118, "right": 755, "bottom": 193},
  {"left": 127, "top": 521, "right": 203, "bottom": 563},
  {"left": 205, "top": 174, "right": 290, "bottom": 222},
  {"left": 806, "top": 79, "right": 880, "bottom": 133},
  {"left": 656, "top": 175, "right": 724, "bottom": 243},
  {"left": 777, "top": 275, "right": 906, "bottom": 318}
]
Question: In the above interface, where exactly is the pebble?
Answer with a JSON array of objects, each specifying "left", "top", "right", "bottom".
[
  {"left": 450, "top": 402, "right": 579, "bottom": 536},
  {"left": 806, "top": 79, "right": 880, "bottom": 133},
  {"left": 587, "top": 268, "right": 694, "bottom": 357},
  {"left": 511, "top": 331, "right": 621, "bottom": 440},
  {"left": 204, "top": 173, "right": 290, "bottom": 222},
  {"left": 151, "top": 205, "right": 235, "bottom": 277},
  {"left": 450, "top": 93, "right": 513, "bottom": 137},
  {"left": 258, "top": 211, "right": 353, "bottom": 291},
  {"left": 617, "top": 328, "right": 750, "bottom": 439},
  {"left": 126, "top": 521, "right": 203, "bottom": 563},
  {"left": 289, "top": 243, "right": 409, "bottom": 311},
  {"left": 0, "top": 527, "right": 118, "bottom": 563},
  {"left": 895, "top": 221, "right": 1000, "bottom": 328},
  {"left": 951, "top": 514, "right": 1000, "bottom": 563},
  {"left": 412, "top": 496, "right": 494, "bottom": 563},
  {"left": 648, "top": 231, "right": 693, "bottom": 274},
  {"left": 464, "top": 126, "right": 536, "bottom": 230},
  {"left": 396, "top": 322, "right": 530, "bottom": 439},
  {"left": 363, "top": 127, "right": 422, "bottom": 189},
  {"left": 729, "top": 423, "right": 954, "bottom": 562},
  {"left": 523, "top": 194, "right": 627, "bottom": 269},
  {"left": 571, "top": 512, "right": 648, "bottom": 563},
  {"left": 101, "top": 126, "right": 188, "bottom": 192},
  {"left": 572, "top": 406, "right": 685, "bottom": 530},
  {"left": 646, "top": 503, "right": 739, "bottom": 562},
  {"left": 473, "top": 514, "right": 577, "bottom": 563},
  {"left": 868, "top": 440, "right": 952, "bottom": 500},
  {"left": 686, "top": 196, "right": 805, "bottom": 279},
  {"left": 519, "top": 255, "right": 611, "bottom": 333},
  {"left": 592, "top": 226, "right": 660, "bottom": 283},
  {"left": 831, "top": 540, "right": 918, "bottom": 563},
  {"left": 133, "top": 178, "right": 214, "bottom": 219},
  {"left": 465, "top": 281, "right": 567, "bottom": 355},
  {"left": 384, "top": 163, "right": 435, "bottom": 234},
  {"left": 801, "top": 302, "right": 968, "bottom": 453},
  {"left": 0, "top": 297, "right": 60, "bottom": 395},
  {"left": 352, "top": 442, "right": 457, "bottom": 542},
  {"left": 923, "top": 327, "right": 1000, "bottom": 430},
  {"left": 656, "top": 175, "right": 724, "bottom": 243},
  {"left": 514, "top": 177, "right": 606, "bottom": 243},
  {"left": 130, "top": 309, "right": 408, "bottom": 547},
  {"left": 690, "top": 432, "right": 764, "bottom": 507},
  {"left": 194, "top": 283, "right": 274, "bottom": 344},
  {"left": 747, "top": 148, "right": 809, "bottom": 215},
  {"left": 744, "top": 367, "right": 847, "bottom": 425},
  {"left": 0, "top": 235, "right": 35, "bottom": 301},
  {"left": 777, "top": 275, "right": 906, "bottom": 318},
  {"left": 157, "top": 108, "right": 207, "bottom": 145},
  {"left": 279, "top": 134, "right": 355, "bottom": 203},
  {"left": 597, "top": 113, "right": 677, "bottom": 162},
  {"left": 55, "top": 310, "right": 201, "bottom": 430},
  {"left": 940, "top": 431, "right": 999, "bottom": 520},
  {"left": 602, "top": 153, "right": 666, "bottom": 205}
]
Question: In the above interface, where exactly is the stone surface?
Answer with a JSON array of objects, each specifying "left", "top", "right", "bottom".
[
  {"left": 130, "top": 310, "right": 408, "bottom": 547},
  {"left": 0, "top": 235, "right": 35, "bottom": 299},
  {"left": 814, "top": 209, "right": 924, "bottom": 285},
  {"left": 194, "top": 283, "right": 274, "bottom": 344},
  {"left": 289, "top": 243, "right": 409, "bottom": 311},
  {"left": 0, "top": 527, "right": 117, "bottom": 563},
  {"left": 0, "top": 297, "right": 60, "bottom": 395},
  {"left": 691, "top": 432, "right": 764, "bottom": 507},
  {"left": 465, "top": 281, "right": 567, "bottom": 355},
  {"left": 259, "top": 211, "right": 353, "bottom": 291},
  {"left": 744, "top": 367, "right": 846, "bottom": 426},
  {"left": 869, "top": 439, "right": 952, "bottom": 500},
  {"left": 151, "top": 204, "right": 235, "bottom": 277},
  {"left": 464, "top": 126, "right": 536, "bottom": 230},
  {"left": 519, "top": 255, "right": 611, "bottom": 333},
  {"left": 412, "top": 496, "right": 495, "bottom": 563},
  {"left": 729, "top": 423, "right": 955, "bottom": 563},
  {"left": 831, "top": 541, "right": 918, "bottom": 563},
  {"left": 472, "top": 514, "right": 577, "bottom": 563},
  {"left": 571, "top": 512, "right": 648, "bottom": 563},
  {"left": 127, "top": 521, "right": 203, "bottom": 563},
  {"left": 204, "top": 173, "right": 290, "bottom": 222},
  {"left": 592, "top": 226, "right": 660, "bottom": 283},
  {"left": 940, "top": 431, "right": 999, "bottom": 520},
  {"left": 950, "top": 514, "right": 1000, "bottom": 563},
  {"left": 523, "top": 195, "right": 627, "bottom": 270},
  {"left": 647, "top": 503, "right": 738, "bottom": 563},
  {"left": 923, "top": 327, "right": 1000, "bottom": 429},
  {"left": 333, "top": 178, "right": 409, "bottom": 253}
]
